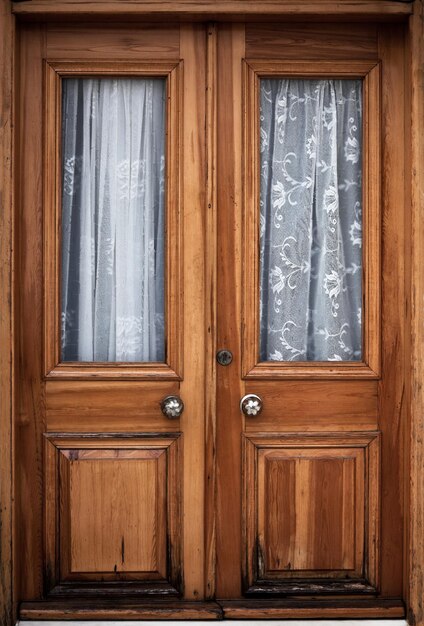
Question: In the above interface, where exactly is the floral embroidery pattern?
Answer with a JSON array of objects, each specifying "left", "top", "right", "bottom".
[{"left": 260, "top": 79, "right": 362, "bottom": 362}]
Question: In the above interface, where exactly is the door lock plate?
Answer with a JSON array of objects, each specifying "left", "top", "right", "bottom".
[{"left": 216, "top": 349, "right": 233, "bottom": 366}]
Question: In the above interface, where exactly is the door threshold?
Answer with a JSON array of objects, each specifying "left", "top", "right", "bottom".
[
  {"left": 219, "top": 599, "right": 405, "bottom": 620},
  {"left": 19, "top": 601, "right": 223, "bottom": 621},
  {"left": 19, "top": 598, "right": 405, "bottom": 621}
]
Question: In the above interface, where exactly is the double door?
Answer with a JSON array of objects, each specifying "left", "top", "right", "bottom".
[{"left": 17, "top": 20, "right": 406, "bottom": 617}]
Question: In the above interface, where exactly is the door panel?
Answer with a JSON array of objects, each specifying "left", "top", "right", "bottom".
[
  {"left": 216, "top": 21, "right": 405, "bottom": 605},
  {"left": 17, "top": 22, "right": 206, "bottom": 602},
  {"left": 44, "top": 435, "right": 181, "bottom": 592},
  {"left": 243, "top": 434, "right": 379, "bottom": 593}
]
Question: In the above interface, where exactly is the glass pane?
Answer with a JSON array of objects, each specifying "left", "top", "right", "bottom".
[
  {"left": 259, "top": 79, "right": 363, "bottom": 362},
  {"left": 61, "top": 77, "right": 166, "bottom": 362}
]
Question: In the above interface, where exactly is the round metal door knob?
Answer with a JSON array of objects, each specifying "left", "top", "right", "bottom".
[
  {"left": 240, "top": 393, "right": 263, "bottom": 417},
  {"left": 160, "top": 395, "right": 184, "bottom": 419}
]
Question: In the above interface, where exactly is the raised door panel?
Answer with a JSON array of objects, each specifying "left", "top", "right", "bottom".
[
  {"left": 44, "top": 435, "right": 182, "bottom": 594},
  {"left": 243, "top": 434, "right": 380, "bottom": 594}
]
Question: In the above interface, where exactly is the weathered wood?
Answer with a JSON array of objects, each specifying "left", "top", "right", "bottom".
[
  {"left": 408, "top": 2, "right": 424, "bottom": 625},
  {"left": 220, "top": 598, "right": 406, "bottom": 619},
  {"left": 0, "top": 1, "right": 15, "bottom": 625},
  {"left": 20, "top": 600, "right": 223, "bottom": 620}
]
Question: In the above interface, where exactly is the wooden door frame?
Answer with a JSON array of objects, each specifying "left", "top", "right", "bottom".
[{"left": 1, "top": 1, "right": 423, "bottom": 624}]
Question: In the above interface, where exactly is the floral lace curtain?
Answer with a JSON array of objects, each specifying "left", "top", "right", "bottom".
[
  {"left": 61, "top": 78, "right": 166, "bottom": 362},
  {"left": 259, "top": 79, "right": 363, "bottom": 362}
]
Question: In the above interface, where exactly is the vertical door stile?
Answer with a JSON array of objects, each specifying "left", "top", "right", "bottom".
[
  {"left": 179, "top": 23, "right": 207, "bottom": 600},
  {"left": 216, "top": 23, "right": 245, "bottom": 600},
  {"left": 205, "top": 21, "right": 218, "bottom": 601}
]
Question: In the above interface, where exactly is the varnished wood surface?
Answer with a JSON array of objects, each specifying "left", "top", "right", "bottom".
[
  {"left": 378, "top": 25, "right": 407, "bottom": 597},
  {"left": 245, "top": 23, "right": 379, "bottom": 60},
  {"left": 216, "top": 20, "right": 406, "bottom": 607},
  {"left": 12, "top": 0, "right": 413, "bottom": 19},
  {"left": 44, "top": 435, "right": 182, "bottom": 589},
  {"left": 11, "top": 17, "right": 412, "bottom": 620},
  {"left": 408, "top": 2, "right": 424, "bottom": 624},
  {"left": 18, "top": 22, "right": 208, "bottom": 604},
  {"left": 45, "top": 381, "right": 181, "bottom": 431},
  {"left": 16, "top": 23, "right": 46, "bottom": 601},
  {"left": 45, "top": 24, "right": 180, "bottom": 59},
  {"left": 215, "top": 23, "right": 245, "bottom": 600},
  {"left": 243, "top": 433, "right": 379, "bottom": 591},
  {"left": 243, "top": 380, "right": 378, "bottom": 431},
  {"left": 0, "top": 1, "right": 15, "bottom": 625},
  {"left": 205, "top": 21, "right": 218, "bottom": 601},
  {"left": 179, "top": 23, "right": 207, "bottom": 600}
]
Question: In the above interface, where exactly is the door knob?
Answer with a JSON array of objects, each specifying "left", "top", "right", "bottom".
[
  {"left": 160, "top": 395, "right": 184, "bottom": 419},
  {"left": 240, "top": 394, "right": 263, "bottom": 417}
]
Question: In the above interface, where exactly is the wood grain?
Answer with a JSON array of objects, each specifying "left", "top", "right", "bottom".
[
  {"left": 20, "top": 600, "right": 223, "bottom": 620},
  {"left": 246, "top": 23, "right": 378, "bottom": 60},
  {"left": 244, "top": 380, "right": 378, "bottom": 431},
  {"left": 44, "top": 435, "right": 182, "bottom": 590},
  {"left": 46, "top": 380, "right": 181, "bottom": 431},
  {"left": 12, "top": 0, "right": 413, "bottom": 19},
  {"left": 215, "top": 23, "right": 245, "bottom": 600},
  {"left": 46, "top": 24, "right": 180, "bottom": 60},
  {"left": 0, "top": 1, "right": 15, "bottom": 624},
  {"left": 378, "top": 25, "right": 407, "bottom": 598},
  {"left": 17, "top": 23, "right": 206, "bottom": 608},
  {"left": 220, "top": 598, "right": 405, "bottom": 619},
  {"left": 16, "top": 23, "right": 46, "bottom": 601},
  {"left": 243, "top": 433, "right": 379, "bottom": 592},
  {"left": 205, "top": 21, "right": 217, "bottom": 601},
  {"left": 179, "top": 23, "right": 207, "bottom": 600},
  {"left": 408, "top": 2, "right": 424, "bottom": 625}
]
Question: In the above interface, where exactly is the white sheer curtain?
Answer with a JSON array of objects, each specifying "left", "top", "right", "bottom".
[
  {"left": 260, "top": 79, "right": 363, "bottom": 362},
  {"left": 61, "top": 78, "right": 166, "bottom": 362}
]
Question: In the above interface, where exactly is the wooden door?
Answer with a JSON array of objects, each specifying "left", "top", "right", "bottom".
[
  {"left": 16, "top": 18, "right": 407, "bottom": 620},
  {"left": 215, "top": 23, "right": 406, "bottom": 616},
  {"left": 17, "top": 22, "right": 210, "bottom": 609}
]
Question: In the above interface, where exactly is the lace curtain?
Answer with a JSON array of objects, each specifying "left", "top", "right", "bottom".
[
  {"left": 259, "top": 79, "right": 363, "bottom": 362},
  {"left": 61, "top": 78, "right": 166, "bottom": 362}
]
